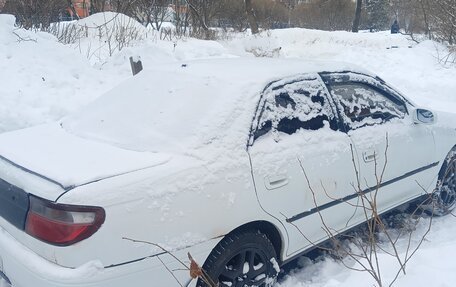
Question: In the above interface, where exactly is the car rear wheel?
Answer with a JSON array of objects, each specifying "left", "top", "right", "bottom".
[
  {"left": 197, "top": 230, "right": 279, "bottom": 287},
  {"left": 426, "top": 150, "right": 456, "bottom": 216}
]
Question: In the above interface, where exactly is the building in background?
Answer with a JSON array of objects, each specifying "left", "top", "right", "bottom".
[
  {"left": 67, "top": 0, "right": 116, "bottom": 19},
  {"left": 68, "top": 0, "right": 91, "bottom": 19}
]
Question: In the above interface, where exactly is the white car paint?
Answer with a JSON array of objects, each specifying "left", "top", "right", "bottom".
[{"left": 0, "top": 58, "right": 455, "bottom": 287}]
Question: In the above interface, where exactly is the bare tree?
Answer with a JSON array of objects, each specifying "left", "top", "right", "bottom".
[
  {"left": 109, "top": 0, "right": 147, "bottom": 17},
  {"left": 352, "top": 0, "right": 363, "bottom": 32},
  {"left": 291, "top": 0, "right": 354, "bottom": 31},
  {"left": 130, "top": 0, "right": 172, "bottom": 30},
  {"left": 186, "top": 0, "right": 209, "bottom": 31},
  {"left": 418, "top": 0, "right": 432, "bottom": 37},
  {"left": 67, "top": 0, "right": 80, "bottom": 20},
  {"left": 90, "top": 0, "right": 109, "bottom": 14},
  {"left": 216, "top": 0, "right": 248, "bottom": 32},
  {"left": 172, "top": 0, "right": 190, "bottom": 37},
  {"left": 428, "top": 0, "right": 456, "bottom": 44},
  {"left": 318, "top": 0, "right": 355, "bottom": 31},
  {"left": 3, "top": 0, "right": 68, "bottom": 29},
  {"left": 245, "top": 0, "right": 259, "bottom": 34},
  {"left": 365, "top": 0, "right": 390, "bottom": 32},
  {"left": 0, "top": 0, "right": 6, "bottom": 12},
  {"left": 253, "top": 0, "right": 289, "bottom": 29}
]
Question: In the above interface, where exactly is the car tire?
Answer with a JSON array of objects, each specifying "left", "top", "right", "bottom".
[
  {"left": 424, "top": 149, "right": 456, "bottom": 216},
  {"left": 197, "top": 230, "right": 279, "bottom": 287}
]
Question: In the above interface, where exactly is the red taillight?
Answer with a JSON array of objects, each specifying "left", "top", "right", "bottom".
[{"left": 25, "top": 196, "right": 105, "bottom": 246}]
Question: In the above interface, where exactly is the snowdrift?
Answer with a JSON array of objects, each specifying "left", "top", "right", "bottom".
[{"left": 0, "top": 14, "right": 122, "bottom": 133}]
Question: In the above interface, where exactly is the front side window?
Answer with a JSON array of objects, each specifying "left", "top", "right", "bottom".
[
  {"left": 328, "top": 83, "right": 406, "bottom": 130},
  {"left": 321, "top": 73, "right": 407, "bottom": 131},
  {"left": 252, "top": 75, "right": 338, "bottom": 143}
]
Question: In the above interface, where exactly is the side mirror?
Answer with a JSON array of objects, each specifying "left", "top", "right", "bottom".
[{"left": 413, "top": 108, "right": 436, "bottom": 125}]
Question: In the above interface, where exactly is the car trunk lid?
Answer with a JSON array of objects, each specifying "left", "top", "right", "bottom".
[{"left": 0, "top": 123, "right": 171, "bottom": 200}]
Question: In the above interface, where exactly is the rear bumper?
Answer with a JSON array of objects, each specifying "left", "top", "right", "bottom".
[{"left": 0, "top": 226, "right": 204, "bottom": 287}]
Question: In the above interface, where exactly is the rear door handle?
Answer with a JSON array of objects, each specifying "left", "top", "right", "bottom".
[
  {"left": 264, "top": 174, "right": 289, "bottom": 190},
  {"left": 363, "top": 151, "right": 377, "bottom": 163}
]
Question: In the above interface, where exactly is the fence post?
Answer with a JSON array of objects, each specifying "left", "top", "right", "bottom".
[{"left": 129, "top": 56, "right": 143, "bottom": 76}]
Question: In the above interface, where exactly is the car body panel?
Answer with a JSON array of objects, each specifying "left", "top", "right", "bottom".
[
  {"left": 0, "top": 123, "right": 171, "bottom": 190},
  {"left": 0, "top": 155, "right": 64, "bottom": 202},
  {"left": 321, "top": 72, "right": 438, "bottom": 208},
  {"left": 41, "top": 152, "right": 284, "bottom": 268},
  {"left": 247, "top": 74, "right": 359, "bottom": 255},
  {"left": 0, "top": 222, "right": 220, "bottom": 287},
  {"left": 0, "top": 59, "right": 454, "bottom": 287}
]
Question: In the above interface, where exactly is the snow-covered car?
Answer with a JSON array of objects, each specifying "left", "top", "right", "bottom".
[{"left": 0, "top": 59, "right": 455, "bottom": 287}]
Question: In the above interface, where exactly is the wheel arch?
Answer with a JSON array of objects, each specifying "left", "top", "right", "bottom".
[
  {"left": 438, "top": 145, "right": 456, "bottom": 180},
  {"left": 220, "top": 220, "right": 284, "bottom": 264},
  {"left": 196, "top": 221, "right": 283, "bottom": 287}
]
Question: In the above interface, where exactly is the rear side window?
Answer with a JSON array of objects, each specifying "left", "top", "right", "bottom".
[{"left": 252, "top": 75, "right": 338, "bottom": 142}]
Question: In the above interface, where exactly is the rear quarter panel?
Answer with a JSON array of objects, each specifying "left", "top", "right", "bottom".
[{"left": 53, "top": 152, "right": 286, "bottom": 271}]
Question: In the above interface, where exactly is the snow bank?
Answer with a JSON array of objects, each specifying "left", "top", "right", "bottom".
[
  {"left": 0, "top": 13, "right": 232, "bottom": 135},
  {"left": 0, "top": 14, "right": 125, "bottom": 133},
  {"left": 226, "top": 29, "right": 456, "bottom": 113},
  {"left": 277, "top": 216, "right": 456, "bottom": 287},
  {"left": 50, "top": 12, "right": 150, "bottom": 64},
  {"left": 61, "top": 12, "right": 231, "bottom": 65},
  {"left": 98, "top": 37, "right": 231, "bottom": 74},
  {"left": 225, "top": 29, "right": 411, "bottom": 59},
  {"left": 0, "top": 14, "right": 15, "bottom": 35},
  {"left": 75, "top": 12, "right": 146, "bottom": 31}
]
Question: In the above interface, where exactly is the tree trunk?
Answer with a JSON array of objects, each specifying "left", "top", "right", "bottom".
[
  {"left": 67, "top": 0, "right": 80, "bottom": 20},
  {"left": 352, "top": 0, "right": 362, "bottom": 32},
  {"left": 419, "top": 0, "right": 431, "bottom": 39},
  {"left": 186, "top": 0, "right": 209, "bottom": 31},
  {"left": 245, "top": 0, "right": 259, "bottom": 34}
]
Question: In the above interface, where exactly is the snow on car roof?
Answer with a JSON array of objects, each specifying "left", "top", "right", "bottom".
[{"left": 62, "top": 58, "right": 370, "bottom": 153}]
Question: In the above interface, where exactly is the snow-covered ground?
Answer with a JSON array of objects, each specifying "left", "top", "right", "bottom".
[
  {"left": 1, "top": 12, "right": 455, "bottom": 287},
  {"left": 277, "top": 215, "right": 456, "bottom": 287}
]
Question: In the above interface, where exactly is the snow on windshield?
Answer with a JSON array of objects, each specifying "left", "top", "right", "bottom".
[
  {"left": 63, "top": 73, "right": 213, "bottom": 152},
  {"left": 61, "top": 68, "right": 260, "bottom": 153}
]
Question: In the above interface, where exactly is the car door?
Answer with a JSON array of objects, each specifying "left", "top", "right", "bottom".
[
  {"left": 321, "top": 72, "right": 437, "bottom": 212},
  {"left": 248, "top": 74, "right": 359, "bottom": 257}
]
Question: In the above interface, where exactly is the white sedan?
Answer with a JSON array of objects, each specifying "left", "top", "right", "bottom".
[{"left": 0, "top": 59, "right": 455, "bottom": 287}]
